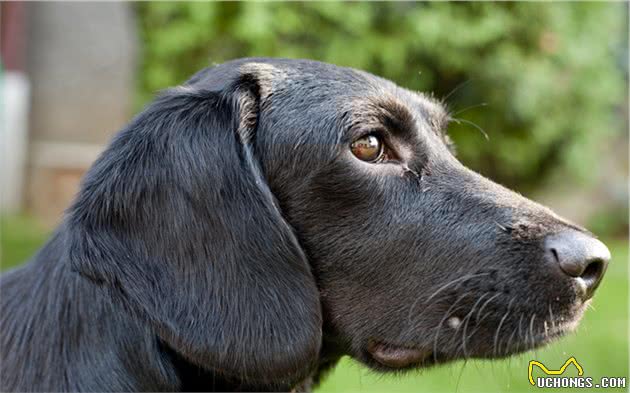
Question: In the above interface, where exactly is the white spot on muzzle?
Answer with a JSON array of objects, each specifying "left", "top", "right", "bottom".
[{"left": 447, "top": 316, "right": 461, "bottom": 329}]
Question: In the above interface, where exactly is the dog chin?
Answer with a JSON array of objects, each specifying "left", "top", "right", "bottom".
[
  {"left": 477, "top": 305, "right": 586, "bottom": 360},
  {"left": 364, "top": 304, "right": 586, "bottom": 371},
  {"left": 365, "top": 341, "right": 442, "bottom": 370}
]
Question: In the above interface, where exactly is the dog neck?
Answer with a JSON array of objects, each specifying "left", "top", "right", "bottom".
[{"left": 0, "top": 231, "right": 181, "bottom": 391}]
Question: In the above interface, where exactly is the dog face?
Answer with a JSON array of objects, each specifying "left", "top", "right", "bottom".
[{"left": 68, "top": 58, "right": 610, "bottom": 386}]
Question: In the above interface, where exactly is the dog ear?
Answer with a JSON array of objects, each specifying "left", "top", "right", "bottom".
[{"left": 66, "top": 71, "right": 322, "bottom": 385}]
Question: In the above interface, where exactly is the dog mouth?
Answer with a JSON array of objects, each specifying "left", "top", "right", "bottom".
[
  {"left": 367, "top": 340, "right": 436, "bottom": 368},
  {"left": 365, "top": 302, "right": 586, "bottom": 370}
]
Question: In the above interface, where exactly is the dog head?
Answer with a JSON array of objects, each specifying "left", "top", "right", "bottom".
[{"left": 67, "top": 58, "right": 610, "bottom": 386}]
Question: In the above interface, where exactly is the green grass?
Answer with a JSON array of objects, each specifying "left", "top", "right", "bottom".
[
  {"left": 0, "top": 215, "right": 50, "bottom": 271},
  {"left": 1, "top": 216, "right": 627, "bottom": 392}
]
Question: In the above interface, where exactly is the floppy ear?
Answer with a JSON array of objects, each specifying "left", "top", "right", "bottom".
[{"left": 66, "top": 73, "right": 322, "bottom": 385}]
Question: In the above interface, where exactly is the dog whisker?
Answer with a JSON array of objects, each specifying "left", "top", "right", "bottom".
[
  {"left": 432, "top": 293, "right": 470, "bottom": 363},
  {"left": 465, "top": 292, "right": 502, "bottom": 340},
  {"left": 425, "top": 273, "right": 489, "bottom": 305},
  {"left": 548, "top": 303, "right": 556, "bottom": 331},
  {"left": 459, "top": 292, "right": 490, "bottom": 357},
  {"left": 406, "top": 272, "right": 489, "bottom": 328},
  {"left": 442, "top": 78, "right": 473, "bottom": 103},
  {"left": 503, "top": 313, "right": 522, "bottom": 355},
  {"left": 475, "top": 292, "right": 501, "bottom": 323},
  {"left": 454, "top": 358, "right": 468, "bottom": 393},
  {"left": 493, "top": 297, "right": 515, "bottom": 357},
  {"left": 543, "top": 319, "right": 549, "bottom": 339},
  {"left": 528, "top": 313, "right": 537, "bottom": 349},
  {"left": 451, "top": 117, "right": 490, "bottom": 141},
  {"left": 493, "top": 221, "right": 509, "bottom": 233},
  {"left": 451, "top": 102, "right": 488, "bottom": 117}
]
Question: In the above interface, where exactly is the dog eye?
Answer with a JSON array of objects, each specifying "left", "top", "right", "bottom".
[{"left": 350, "top": 134, "right": 384, "bottom": 162}]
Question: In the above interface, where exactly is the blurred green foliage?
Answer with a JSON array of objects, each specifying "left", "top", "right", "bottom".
[{"left": 136, "top": 2, "right": 626, "bottom": 191}]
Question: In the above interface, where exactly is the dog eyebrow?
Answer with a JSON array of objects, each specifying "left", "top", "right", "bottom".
[
  {"left": 375, "top": 97, "right": 417, "bottom": 139},
  {"left": 346, "top": 95, "right": 450, "bottom": 147},
  {"left": 372, "top": 96, "right": 451, "bottom": 144},
  {"left": 408, "top": 93, "right": 450, "bottom": 135},
  {"left": 346, "top": 96, "right": 414, "bottom": 138}
]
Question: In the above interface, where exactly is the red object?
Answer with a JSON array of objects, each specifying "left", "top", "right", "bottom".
[{"left": 1, "top": 2, "right": 27, "bottom": 71}]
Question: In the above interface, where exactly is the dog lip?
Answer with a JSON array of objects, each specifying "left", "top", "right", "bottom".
[{"left": 367, "top": 340, "right": 432, "bottom": 368}]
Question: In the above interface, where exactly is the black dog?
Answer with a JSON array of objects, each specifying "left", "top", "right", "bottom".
[{"left": 0, "top": 58, "right": 610, "bottom": 392}]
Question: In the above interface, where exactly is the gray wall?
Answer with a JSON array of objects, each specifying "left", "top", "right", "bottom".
[{"left": 25, "top": 2, "right": 138, "bottom": 224}]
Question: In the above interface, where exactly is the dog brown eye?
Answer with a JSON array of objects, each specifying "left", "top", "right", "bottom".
[{"left": 351, "top": 135, "right": 383, "bottom": 162}]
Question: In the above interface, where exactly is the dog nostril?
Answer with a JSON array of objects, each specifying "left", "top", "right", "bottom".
[
  {"left": 578, "top": 258, "right": 607, "bottom": 300},
  {"left": 581, "top": 259, "right": 605, "bottom": 284},
  {"left": 549, "top": 247, "right": 560, "bottom": 264},
  {"left": 545, "top": 231, "right": 610, "bottom": 299}
]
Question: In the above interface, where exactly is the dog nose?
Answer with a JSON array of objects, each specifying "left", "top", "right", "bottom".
[{"left": 545, "top": 231, "right": 610, "bottom": 300}]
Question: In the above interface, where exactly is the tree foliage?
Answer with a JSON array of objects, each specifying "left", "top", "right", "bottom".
[{"left": 136, "top": 2, "right": 626, "bottom": 190}]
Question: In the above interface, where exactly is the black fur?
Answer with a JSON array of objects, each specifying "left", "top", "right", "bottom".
[{"left": 0, "top": 58, "right": 604, "bottom": 391}]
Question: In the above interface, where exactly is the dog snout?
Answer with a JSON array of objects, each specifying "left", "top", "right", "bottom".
[{"left": 545, "top": 230, "right": 610, "bottom": 300}]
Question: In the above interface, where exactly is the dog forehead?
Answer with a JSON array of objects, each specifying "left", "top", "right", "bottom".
[
  {"left": 240, "top": 59, "right": 374, "bottom": 97},
  {"left": 275, "top": 62, "right": 443, "bottom": 119},
  {"left": 235, "top": 59, "right": 449, "bottom": 135},
  {"left": 239, "top": 62, "right": 289, "bottom": 97}
]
